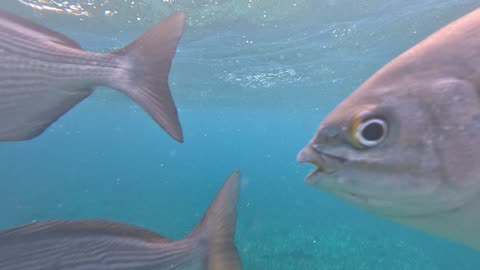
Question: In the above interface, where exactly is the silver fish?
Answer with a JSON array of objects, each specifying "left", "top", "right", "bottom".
[
  {"left": 0, "top": 10, "right": 185, "bottom": 142},
  {"left": 297, "top": 8, "right": 480, "bottom": 249},
  {"left": 0, "top": 170, "right": 242, "bottom": 270}
]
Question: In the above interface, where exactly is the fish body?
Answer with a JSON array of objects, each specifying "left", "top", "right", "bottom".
[
  {"left": 0, "top": 170, "right": 242, "bottom": 270},
  {"left": 298, "top": 8, "right": 480, "bottom": 249},
  {"left": 0, "top": 10, "right": 185, "bottom": 142}
]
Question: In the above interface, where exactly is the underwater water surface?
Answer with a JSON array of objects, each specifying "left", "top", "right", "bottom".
[{"left": 1, "top": 0, "right": 480, "bottom": 269}]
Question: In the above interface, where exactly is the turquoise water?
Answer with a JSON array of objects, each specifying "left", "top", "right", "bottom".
[{"left": 2, "top": 1, "right": 480, "bottom": 269}]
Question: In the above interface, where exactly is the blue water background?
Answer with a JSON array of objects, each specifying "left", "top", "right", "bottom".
[{"left": 1, "top": 1, "right": 480, "bottom": 269}]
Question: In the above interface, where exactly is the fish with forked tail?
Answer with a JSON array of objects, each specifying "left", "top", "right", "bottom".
[
  {"left": 298, "top": 8, "right": 480, "bottom": 249},
  {"left": 0, "top": 169, "right": 242, "bottom": 270},
  {"left": 0, "top": 10, "right": 185, "bottom": 142}
]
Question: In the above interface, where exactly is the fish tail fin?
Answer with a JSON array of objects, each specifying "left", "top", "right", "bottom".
[
  {"left": 109, "top": 11, "right": 186, "bottom": 142},
  {"left": 188, "top": 169, "right": 242, "bottom": 270}
]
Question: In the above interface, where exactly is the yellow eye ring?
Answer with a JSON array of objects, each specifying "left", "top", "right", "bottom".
[{"left": 349, "top": 112, "right": 387, "bottom": 149}]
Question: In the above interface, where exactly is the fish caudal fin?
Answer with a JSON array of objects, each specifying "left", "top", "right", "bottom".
[
  {"left": 188, "top": 169, "right": 242, "bottom": 270},
  {"left": 109, "top": 11, "right": 185, "bottom": 142}
]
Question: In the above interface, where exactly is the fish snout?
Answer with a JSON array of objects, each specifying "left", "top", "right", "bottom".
[
  {"left": 315, "top": 125, "right": 341, "bottom": 145},
  {"left": 297, "top": 145, "right": 328, "bottom": 173},
  {"left": 297, "top": 142, "right": 348, "bottom": 185}
]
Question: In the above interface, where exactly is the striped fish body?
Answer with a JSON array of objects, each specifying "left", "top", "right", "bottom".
[
  {"left": 0, "top": 221, "right": 205, "bottom": 270},
  {"left": 0, "top": 170, "right": 242, "bottom": 270},
  {"left": 0, "top": 10, "right": 185, "bottom": 142}
]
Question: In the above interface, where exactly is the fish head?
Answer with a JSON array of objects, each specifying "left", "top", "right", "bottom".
[{"left": 297, "top": 74, "right": 480, "bottom": 220}]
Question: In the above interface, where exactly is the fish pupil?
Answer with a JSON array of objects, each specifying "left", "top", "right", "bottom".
[{"left": 362, "top": 122, "right": 384, "bottom": 141}]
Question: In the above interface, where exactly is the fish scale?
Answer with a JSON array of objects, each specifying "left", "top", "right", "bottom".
[
  {"left": 0, "top": 170, "right": 242, "bottom": 270},
  {"left": 298, "top": 7, "right": 480, "bottom": 250},
  {"left": 0, "top": 10, "right": 185, "bottom": 142}
]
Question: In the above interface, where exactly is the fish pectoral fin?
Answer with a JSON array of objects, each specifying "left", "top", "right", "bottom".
[{"left": 0, "top": 87, "right": 93, "bottom": 141}]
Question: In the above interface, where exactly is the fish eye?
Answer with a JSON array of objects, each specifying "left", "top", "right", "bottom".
[{"left": 350, "top": 114, "right": 387, "bottom": 148}]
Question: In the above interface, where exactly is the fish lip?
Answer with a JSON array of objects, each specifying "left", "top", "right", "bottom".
[
  {"left": 317, "top": 150, "right": 348, "bottom": 164},
  {"left": 304, "top": 168, "right": 335, "bottom": 186},
  {"left": 305, "top": 167, "right": 329, "bottom": 182},
  {"left": 297, "top": 145, "right": 347, "bottom": 183}
]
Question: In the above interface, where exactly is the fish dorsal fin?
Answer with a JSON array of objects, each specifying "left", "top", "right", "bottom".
[
  {"left": 0, "top": 220, "right": 171, "bottom": 243},
  {"left": 0, "top": 10, "right": 81, "bottom": 49}
]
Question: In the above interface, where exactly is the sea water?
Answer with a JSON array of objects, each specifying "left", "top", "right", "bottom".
[{"left": 1, "top": 0, "right": 480, "bottom": 269}]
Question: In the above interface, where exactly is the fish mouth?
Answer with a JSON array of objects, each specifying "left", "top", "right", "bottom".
[
  {"left": 296, "top": 145, "right": 347, "bottom": 182},
  {"left": 297, "top": 149, "right": 411, "bottom": 214}
]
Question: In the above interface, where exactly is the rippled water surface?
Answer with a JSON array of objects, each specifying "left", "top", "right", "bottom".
[{"left": 1, "top": 1, "right": 480, "bottom": 269}]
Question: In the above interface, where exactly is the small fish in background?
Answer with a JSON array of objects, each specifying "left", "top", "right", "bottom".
[
  {"left": 0, "top": 10, "right": 185, "bottom": 142},
  {"left": 297, "top": 8, "right": 480, "bottom": 249},
  {"left": 0, "top": 169, "right": 242, "bottom": 270}
]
